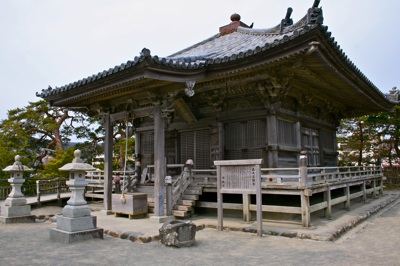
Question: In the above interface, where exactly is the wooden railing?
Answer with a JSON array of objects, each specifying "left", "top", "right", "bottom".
[
  {"left": 192, "top": 169, "right": 217, "bottom": 186},
  {"left": 36, "top": 178, "right": 68, "bottom": 204},
  {"left": 85, "top": 170, "right": 136, "bottom": 184},
  {"left": 0, "top": 186, "right": 11, "bottom": 200},
  {"left": 261, "top": 165, "right": 382, "bottom": 187},
  {"left": 188, "top": 165, "right": 383, "bottom": 188},
  {"left": 145, "top": 164, "right": 185, "bottom": 183},
  {"left": 171, "top": 167, "right": 192, "bottom": 207},
  {"left": 1, "top": 178, "right": 37, "bottom": 200}
]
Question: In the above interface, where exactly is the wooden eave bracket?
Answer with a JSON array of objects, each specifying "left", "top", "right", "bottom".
[{"left": 174, "top": 98, "right": 197, "bottom": 124}]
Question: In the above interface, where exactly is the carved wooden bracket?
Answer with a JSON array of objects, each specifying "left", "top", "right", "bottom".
[{"left": 204, "top": 87, "right": 227, "bottom": 112}]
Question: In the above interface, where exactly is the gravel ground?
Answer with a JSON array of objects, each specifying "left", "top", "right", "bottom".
[{"left": 1, "top": 198, "right": 400, "bottom": 266}]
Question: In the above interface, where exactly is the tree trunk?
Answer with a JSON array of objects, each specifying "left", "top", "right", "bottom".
[
  {"left": 53, "top": 128, "right": 63, "bottom": 150},
  {"left": 358, "top": 120, "right": 364, "bottom": 166}
]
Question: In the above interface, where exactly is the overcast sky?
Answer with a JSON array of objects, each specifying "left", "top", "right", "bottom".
[{"left": 0, "top": 0, "right": 399, "bottom": 120}]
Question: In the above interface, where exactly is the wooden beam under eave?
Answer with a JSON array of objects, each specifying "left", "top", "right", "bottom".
[{"left": 174, "top": 98, "right": 197, "bottom": 124}]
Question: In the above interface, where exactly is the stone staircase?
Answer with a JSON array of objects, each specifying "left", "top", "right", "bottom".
[
  {"left": 147, "top": 184, "right": 203, "bottom": 219},
  {"left": 172, "top": 184, "right": 203, "bottom": 219}
]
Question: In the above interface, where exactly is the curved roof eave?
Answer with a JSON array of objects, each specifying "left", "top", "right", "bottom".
[{"left": 37, "top": 1, "right": 395, "bottom": 112}]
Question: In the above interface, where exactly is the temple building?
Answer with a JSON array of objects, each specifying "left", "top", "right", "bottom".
[{"left": 37, "top": 1, "right": 395, "bottom": 225}]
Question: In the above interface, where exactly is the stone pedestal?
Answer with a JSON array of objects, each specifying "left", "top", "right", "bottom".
[
  {"left": 0, "top": 156, "right": 35, "bottom": 224},
  {"left": 49, "top": 149, "right": 103, "bottom": 243}
]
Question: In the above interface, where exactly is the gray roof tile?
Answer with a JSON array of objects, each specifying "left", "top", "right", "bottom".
[{"left": 37, "top": 1, "right": 386, "bottom": 103}]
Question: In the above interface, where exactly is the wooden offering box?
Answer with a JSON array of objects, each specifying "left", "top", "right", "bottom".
[{"left": 112, "top": 193, "right": 148, "bottom": 219}]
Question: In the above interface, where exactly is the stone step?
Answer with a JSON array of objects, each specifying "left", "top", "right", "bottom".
[
  {"left": 188, "top": 185, "right": 202, "bottom": 190},
  {"left": 185, "top": 189, "right": 202, "bottom": 195},
  {"left": 177, "top": 199, "right": 196, "bottom": 206},
  {"left": 173, "top": 210, "right": 188, "bottom": 218},
  {"left": 182, "top": 194, "right": 199, "bottom": 201},
  {"left": 174, "top": 205, "right": 192, "bottom": 212}
]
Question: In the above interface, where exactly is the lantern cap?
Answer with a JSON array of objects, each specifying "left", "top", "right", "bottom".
[
  {"left": 3, "top": 155, "right": 32, "bottom": 172},
  {"left": 59, "top": 149, "right": 96, "bottom": 172}
]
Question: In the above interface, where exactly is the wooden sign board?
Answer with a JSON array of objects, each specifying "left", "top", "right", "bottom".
[{"left": 214, "top": 159, "right": 263, "bottom": 237}]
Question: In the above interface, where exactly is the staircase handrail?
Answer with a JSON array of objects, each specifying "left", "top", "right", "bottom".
[{"left": 171, "top": 166, "right": 192, "bottom": 207}]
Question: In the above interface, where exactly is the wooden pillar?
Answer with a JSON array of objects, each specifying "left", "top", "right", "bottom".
[
  {"left": 324, "top": 186, "right": 332, "bottom": 219},
  {"left": 103, "top": 112, "right": 113, "bottom": 212},
  {"left": 300, "top": 190, "right": 310, "bottom": 227},
  {"left": 373, "top": 179, "right": 378, "bottom": 198},
  {"left": 134, "top": 131, "right": 141, "bottom": 177},
  {"left": 255, "top": 164, "right": 263, "bottom": 237},
  {"left": 217, "top": 165, "right": 223, "bottom": 231},
  {"left": 345, "top": 184, "right": 351, "bottom": 210},
  {"left": 153, "top": 105, "right": 166, "bottom": 217},
  {"left": 218, "top": 122, "right": 224, "bottom": 160},
  {"left": 295, "top": 121, "right": 302, "bottom": 150},
  {"left": 267, "top": 114, "right": 278, "bottom": 168},
  {"left": 362, "top": 181, "right": 367, "bottom": 203},
  {"left": 299, "top": 152, "right": 310, "bottom": 227},
  {"left": 299, "top": 151, "right": 308, "bottom": 187},
  {"left": 242, "top": 194, "right": 251, "bottom": 222}
]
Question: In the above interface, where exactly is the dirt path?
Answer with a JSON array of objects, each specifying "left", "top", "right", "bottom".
[{"left": 1, "top": 199, "right": 400, "bottom": 266}]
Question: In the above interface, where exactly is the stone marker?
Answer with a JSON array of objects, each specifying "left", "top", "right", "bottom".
[
  {"left": 49, "top": 149, "right": 103, "bottom": 243},
  {"left": 0, "top": 155, "right": 35, "bottom": 224},
  {"left": 159, "top": 220, "right": 196, "bottom": 247}
]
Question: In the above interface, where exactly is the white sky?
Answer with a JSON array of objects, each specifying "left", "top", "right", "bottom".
[{"left": 0, "top": 0, "right": 399, "bottom": 120}]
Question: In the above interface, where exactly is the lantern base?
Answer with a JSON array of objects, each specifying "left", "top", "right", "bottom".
[
  {"left": 0, "top": 204, "right": 31, "bottom": 218},
  {"left": 0, "top": 214, "right": 35, "bottom": 224},
  {"left": 49, "top": 228, "right": 103, "bottom": 244},
  {"left": 55, "top": 214, "right": 97, "bottom": 232}
]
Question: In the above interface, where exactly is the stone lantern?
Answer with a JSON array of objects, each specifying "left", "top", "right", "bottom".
[
  {"left": 0, "top": 155, "right": 34, "bottom": 223},
  {"left": 49, "top": 149, "right": 103, "bottom": 243}
]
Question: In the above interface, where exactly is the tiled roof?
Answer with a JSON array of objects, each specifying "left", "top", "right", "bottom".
[{"left": 37, "top": 0, "right": 393, "bottom": 105}]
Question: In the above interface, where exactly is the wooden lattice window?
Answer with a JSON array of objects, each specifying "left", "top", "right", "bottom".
[
  {"left": 320, "top": 130, "right": 335, "bottom": 151},
  {"left": 277, "top": 119, "right": 297, "bottom": 147},
  {"left": 140, "top": 131, "right": 154, "bottom": 168},
  {"left": 224, "top": 120, "right": 266, "bottom": 160},
  {"left": 301, "top": 128, "right": 320, "bottom": 166},
  {"left": 180, "top": 129, "right": 210, "bottom": 169}
]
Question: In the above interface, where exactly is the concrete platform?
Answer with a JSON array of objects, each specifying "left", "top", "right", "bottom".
[
  {"left": 190, "top": 192, "right": 400, "bottom": 241},
  {"left": 27, "top": 191, "right": 400, "bottom": 244},
  {"left": 49, "top": 227, "right": 103, "bottom": 244}
]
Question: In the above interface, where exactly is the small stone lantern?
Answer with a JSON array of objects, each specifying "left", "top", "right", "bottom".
[
  {"left": 49, "top": 149, "right": 103, "bottom": 243},
  {"left": 0, "top": 155, "right": 34, "bottom": 223}
]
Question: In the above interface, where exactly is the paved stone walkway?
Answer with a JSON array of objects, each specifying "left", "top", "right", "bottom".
[{"left": 1, "top": 196, "right": 400, "bottom": 265}]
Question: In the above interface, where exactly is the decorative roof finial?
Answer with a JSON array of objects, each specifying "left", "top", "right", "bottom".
[
  {"left": 230, "top": 13, "right": 241, "bottom": 22},
  {"left": 307, "top": 0, "right": 324, "bottom": 25},
  {"left": 140, "top": 48, "right": 151, "bottom": 57},
  {"left": 280, "top": 7, "right": 294, "bottom": 32},
  {"left": 220, "top": 13, "right": 252, "bottom": 35},
  {"left": 313, "top": 0, "right": 321, "bottom": 8}
]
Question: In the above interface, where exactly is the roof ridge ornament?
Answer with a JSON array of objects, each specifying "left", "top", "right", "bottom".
[
  {"left": 280, "top": 7, "right": 294, "bottom": 33},
  {"left": 307, "top": 0, "right": 324, "bottom": 25},
  {"left": 140, "top": 48, "right": 151, "bottom": 58},
  {"left": 386, "top": 87, "right": 400, "bottom": 103},
  {"left": 219, "top": 13, "right": 253, "bottom": 36}
]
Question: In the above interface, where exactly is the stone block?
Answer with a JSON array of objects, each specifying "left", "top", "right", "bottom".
[
  {"left": 1, "top": 205, "right": 31, "bottom": 217},
  {"left": 150, "top": 215, "right": 172, "bottom": 223},
  {"left": 62, "top": 205, "right": 91, "bottom": 218},
  {"left": 0, "top": 215, "right": 35, "bottom": 224},
  {"left": 5, "top": 197, "right": 27, "bottom": 206},
  {"left": 159, "top": 220, "right": 196, "bottom": 247},
  {"left": 112, "top": 193, "right": 148, "bottom": 216},
  {"left": 49, "top": 228, "right": 103, "bottom": 244},
  {"left": 56, "top": 215, "right": 96, "bottom": 232}
]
